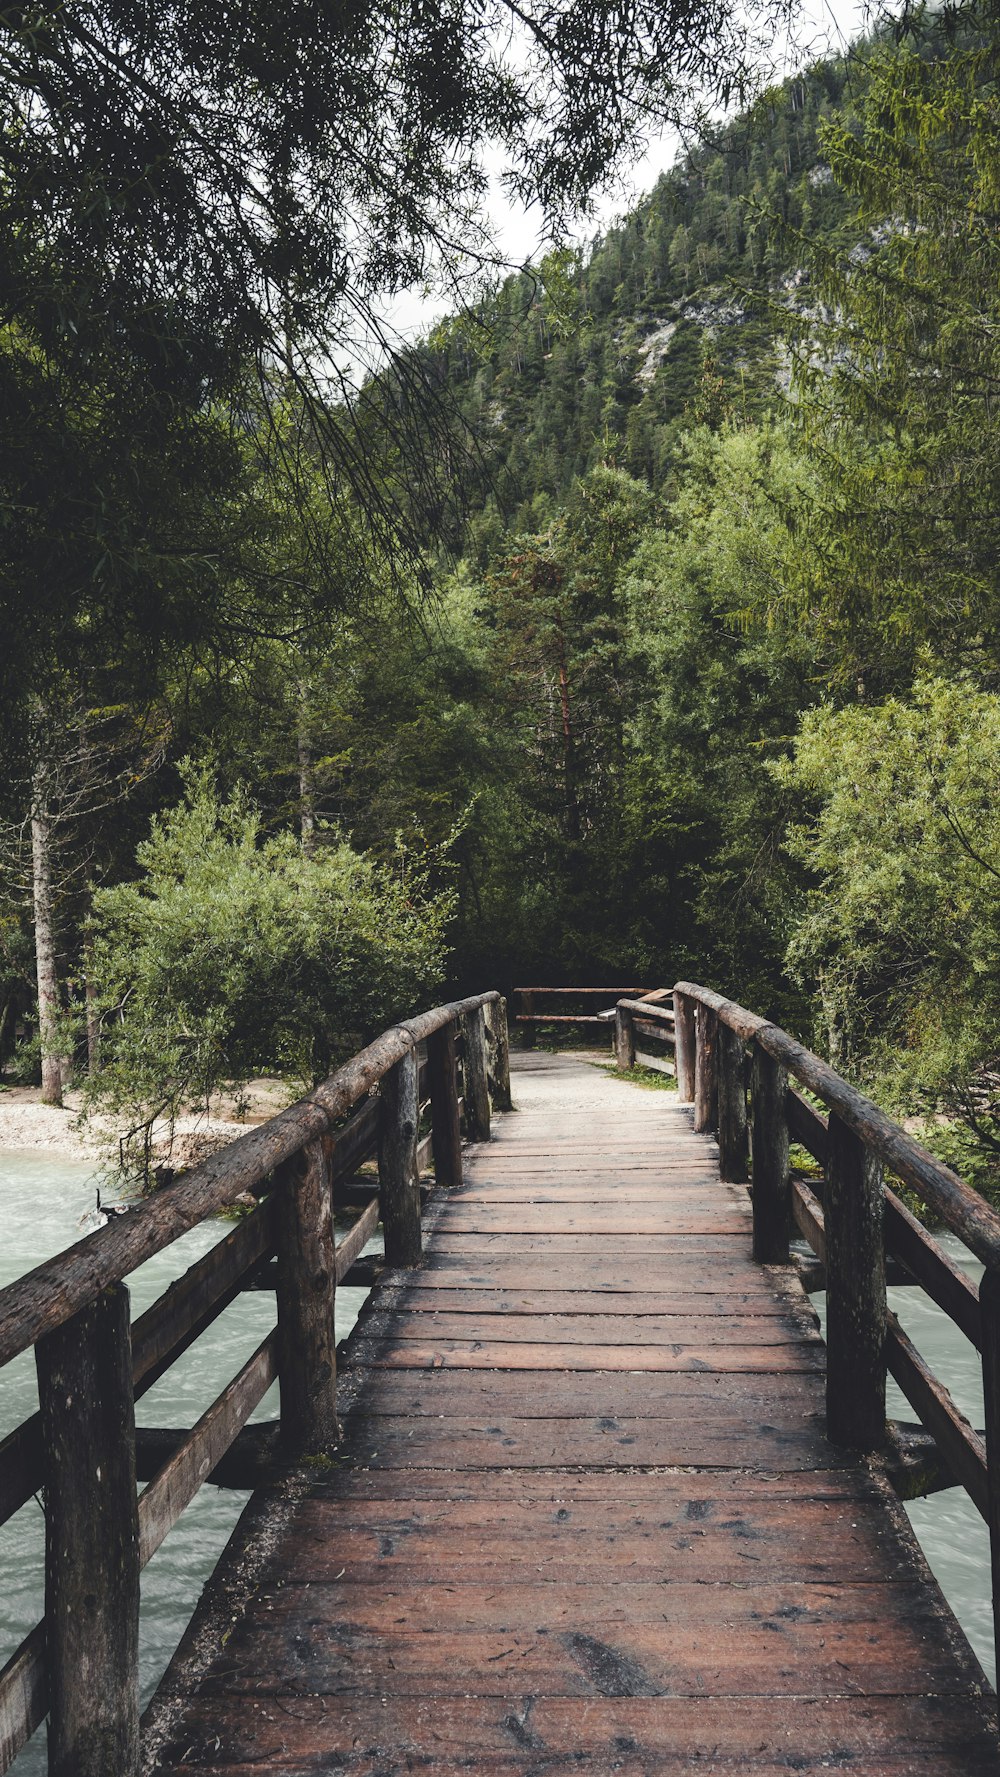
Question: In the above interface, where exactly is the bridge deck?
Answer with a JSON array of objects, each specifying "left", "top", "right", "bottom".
[{"left": 147, "top": 1052, "right": 998, "bottom": 1774}]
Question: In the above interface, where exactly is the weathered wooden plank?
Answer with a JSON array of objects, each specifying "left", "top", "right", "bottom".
[
  {"left": 201, "top": 1606, "right": 978, "bottom": 1699},
  {"left": 327, "top": 1418, "right": 840, "bottom": 1472},
  {"left": 305, "top": 1464, "right": 888, "bottom": 1505},
  {"left": 885, "top": 1313, "right": 987, "bottom": 1520},
  {"left": 0, "top": 1623, "right": 45, "bottom": 1774},
  {"left": 432, "top": 1210, "right": 752, "bottom": 1236},
  {"left": 330, "top": 1093, "right": 379, "bottom": 1183},
  {"left": 335, "top": 1194, "right": 380, "bottom": 1281},
  {"left": 270, "top": 1498, "right": 909, "bottom": 1583},
  {"left": 135, "top": 1423, "right": 279, "bottom": 1490},
  {"left": 345, "top": 1367, "right": 826, "bottom": 1416},
  {"left": 133, "top": 1201, "right": 275, "bottom": 1394},
  {"left": 355, "top": 1339, "right": 825, "bottom": 1372},
  {"left": 138, "top": 1334, "right": 277, "bottom": 1568},
  {"left": 234, "top": 1577, "right": 930, "bottom": 1627},
  {"left": 426, "top": 1234, "right": 751, "bottom": 1256},
  {"left": 413, "top": 1257, "right": 801, "bottom": 1289},
  {"left": 0, "top": 1415, "right": 40, "bottom": 1532},
  {"left": 516, "top": 1014, "right": 609, "bottom": 1023},
  {"left": 360, "top": 1310, "right": 815, "bottom": 1347},
  {"left": 446, "top": 1184, "right": 743, "bottom": 1204},
  {"left": 791, "top": 1175, "right": 826, "bottom": 1261},
  {"left": 391, "top": 1286, "right": 801, "bottom": 1315},
  {"left": 634, "top": 1048, "right": 675, "bottom": 1076},
  {"left": 516, "top": 987, "right": 653, "bottom": 994},
  {"left": 148, "top": 1693, "right": 999, "bottom": 1773},
  {"left": 884, "top": 1188, "right": 981, "bottom": 1349}
]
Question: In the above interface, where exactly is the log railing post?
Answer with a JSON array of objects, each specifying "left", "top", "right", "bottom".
[
  {"left": 379, "top": 1047, "right": 422, "bottom": 1265},
  {"left": 427, "top": 1018, "right": 463, "bottom": 1187},
  {"left": 463, "top": 1005, "right": 491, "bottom": 1142},
  {"left": 693, "top": 1004, "right": 718, "bottom": 1134},
  {"left": 750, "top": 1045, "right": 790, "bottom": 1263},
  {"left": 36, "top": 1284, "right": 140, "bottom": 1777},
  {"left": 673, "top": 989, "right": 696, "bottom": 1103},
  {"left": 717, "top": 1022, "right": 749, "bottom": 1183},
  {"left": 615, "top": 1003, "right": 636, "bottom": 1071},
  {"left": 488, "top": 997, "right": 513, "bottom": 1111},
  {"left": 980, "top": 1268, "right": 1000, "bottom": 1716},
  {"left": 824, "top": 1112, "right": 886, "bottom": 1450},
  {"left": 275, "top": 1135, "right": 339, "bottom": 1450},
  {"left": 521, "top": 990, "right": 536, "bottom": 1049}
]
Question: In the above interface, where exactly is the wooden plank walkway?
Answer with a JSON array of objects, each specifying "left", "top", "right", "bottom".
[{"left": 145, "top": 1051, "right": 999, "bottom": 1774}]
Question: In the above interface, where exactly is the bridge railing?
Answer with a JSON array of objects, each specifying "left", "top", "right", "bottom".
[
  {"left": 0, "top": 990, "right": 510, "bottom": 1777},
  {"left": 513, "top": 985, "right": 659, "bottom": 1046},
  {"left": 617, "top": 981, "right": 1000, "bottom": 1694}
]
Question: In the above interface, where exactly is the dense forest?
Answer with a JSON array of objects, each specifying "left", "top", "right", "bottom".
[{"left": 4, "top": 3, "right": 1000, "bottom": 1197}]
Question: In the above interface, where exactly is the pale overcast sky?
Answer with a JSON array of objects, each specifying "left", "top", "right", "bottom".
[
  {"left": 489, "top": 0, "right": 873, "bottom": 266},
  {"left": 371, "top": 0, "right": 873, "bottom": 359}
]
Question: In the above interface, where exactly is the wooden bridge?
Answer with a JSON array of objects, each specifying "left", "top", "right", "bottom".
[{"left": 2, "top": 987, "right": 1000, "bottom": 1773}]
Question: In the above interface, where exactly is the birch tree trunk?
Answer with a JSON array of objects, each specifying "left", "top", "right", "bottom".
[
  {"left": 85, "top": 964, "right": 101, "bottom": 1076},
  {"left": 297, "top": 679, "right": 316, "bottom": 857},
  {"left": 30, "top": 757, "right": 64, "bottom": 1107}
]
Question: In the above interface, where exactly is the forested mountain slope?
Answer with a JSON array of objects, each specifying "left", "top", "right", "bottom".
[{"left": 416, "top": 42, "right": 867, "bottom": 546}]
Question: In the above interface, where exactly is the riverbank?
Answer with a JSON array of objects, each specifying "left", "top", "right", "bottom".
[{"left": 0, "top": 1078, "right": 294, "bottom": 1163}]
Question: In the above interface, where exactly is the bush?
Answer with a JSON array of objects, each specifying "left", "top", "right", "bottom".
[{"left": 84, "top": 766, "right": 455, "bottom": 1180}]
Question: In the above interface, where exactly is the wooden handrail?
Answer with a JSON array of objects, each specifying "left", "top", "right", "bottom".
[
  {"left": 672, "top": 980, "right": 1000, "bottom": 1267},
  {"left": 0, "top": 991, "right": 499, "bottom": 1369},
  {"left": 0, "top": 988, "right": 510, "bottom": 1777},
  {"left": 658, "top": 978, "right": 1000, "bottom": 1704},
  {"left": 513, "top": 986, "right": 658, "bottom": 1042}
]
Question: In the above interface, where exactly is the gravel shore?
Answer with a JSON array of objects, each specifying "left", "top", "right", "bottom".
[{"left": 0, "top": 1080, "right": 292, "bottom": 1161}]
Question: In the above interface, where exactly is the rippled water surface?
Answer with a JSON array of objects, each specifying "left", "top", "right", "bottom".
[
  {"left": 0, "top": 1149, "right": 374, "bottom": 1774},
  {"left": 0, "top": 1151, "right": 994, "bottom": 1773},
  {"left": 812, "top": 1233, "right": 992, "bottom": 1682}
]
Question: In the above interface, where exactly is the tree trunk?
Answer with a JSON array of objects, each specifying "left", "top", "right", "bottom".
[
  {"left": 85, "top": 967, "right": 101, "bottom": 1075},
  {"left": 554, "top": 624, "right": 579, "bottom": 842},
  {"left": 297, "top": 679, "right": 316, "bottom": 857},
  {"left": 30, "top": 759, "right": 64, "bottom": 1108}
]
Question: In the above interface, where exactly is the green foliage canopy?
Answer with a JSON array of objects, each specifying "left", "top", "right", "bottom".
[{"left": 777, "top": 675, "right": 1000, "bottom": 1186}]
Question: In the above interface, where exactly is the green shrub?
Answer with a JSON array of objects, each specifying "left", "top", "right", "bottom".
[{"left": 84, "top": 765, "right": 455, "bottom": 1181}]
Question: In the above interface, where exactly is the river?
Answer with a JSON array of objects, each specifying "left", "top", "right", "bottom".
[
  {"left": 0, "top": 1150, "right": 377, "bottom": 1774},
  {"left": 0, "top": 1150, "right": 993, "bottom": 1772}
]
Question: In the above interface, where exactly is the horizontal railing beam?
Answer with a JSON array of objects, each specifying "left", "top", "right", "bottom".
[
  {"left": 138, "top": 1334, "right": 277, "bottom": 1568},
  {"left": 886, "top": 1314, "right": 988, "bottom": 1520}
]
